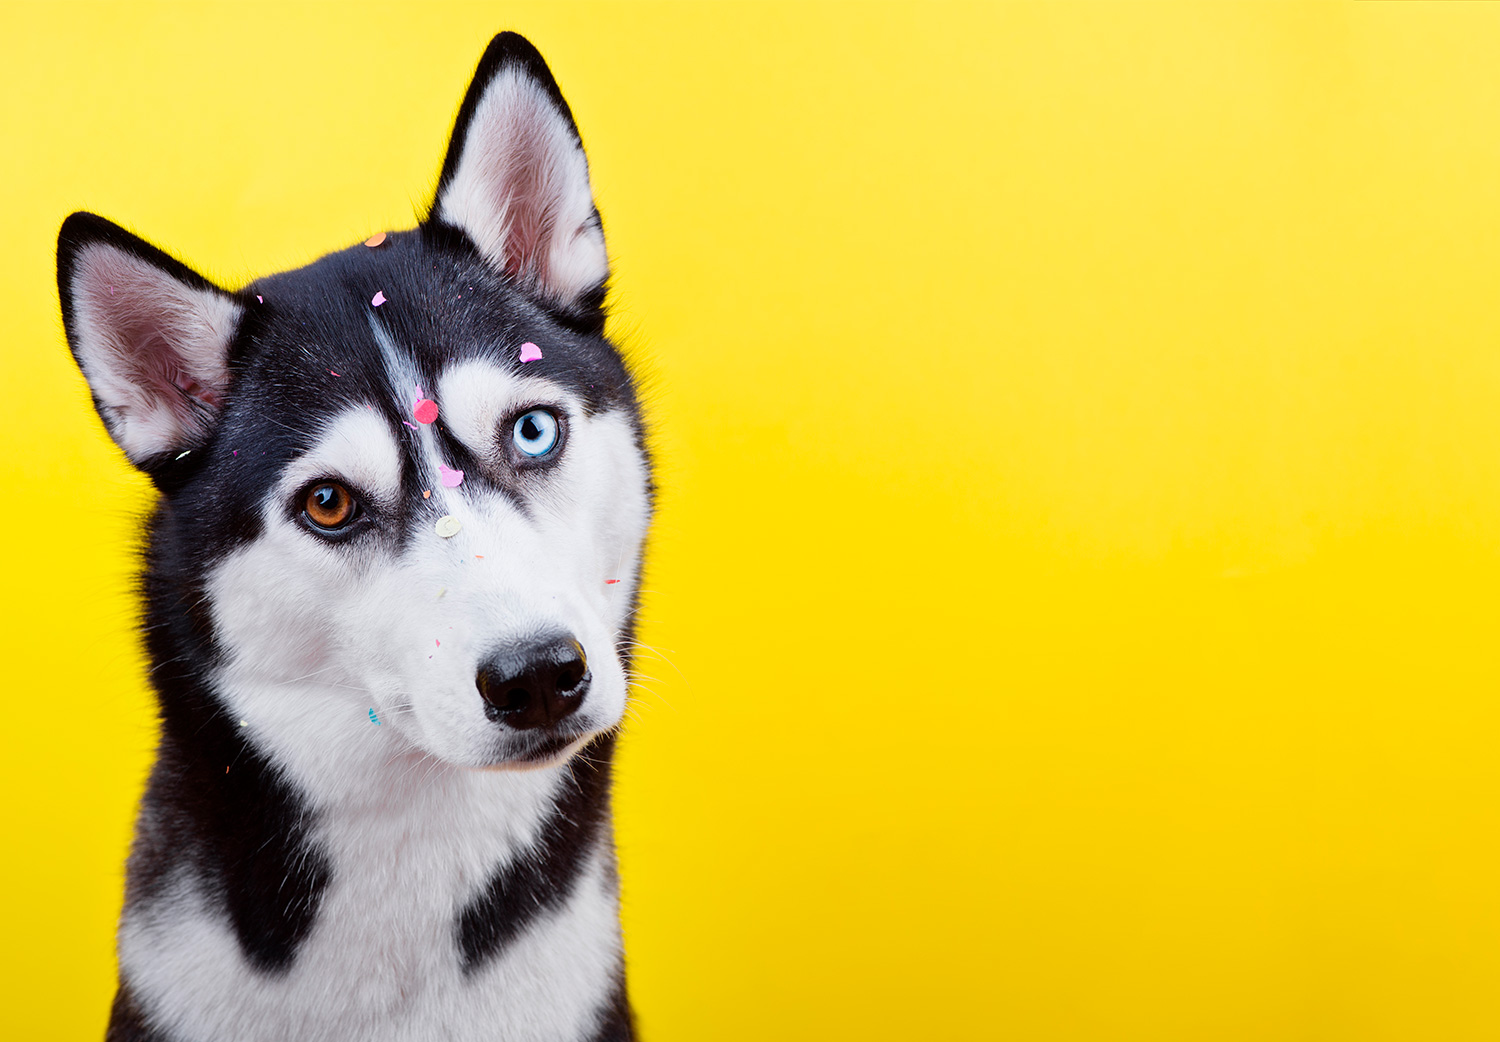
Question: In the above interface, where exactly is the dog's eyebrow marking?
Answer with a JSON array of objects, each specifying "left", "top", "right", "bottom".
[
  {"left": 278, "top": 406, "right": 401, "bottom": 503},
  {"left": 437, "top": 359, "right": 574, "bottom": 463}
]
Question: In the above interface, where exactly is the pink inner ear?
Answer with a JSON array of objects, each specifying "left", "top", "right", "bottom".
[
  {"left": 483, "top": 97, "right": 567, "bottom": 287},
  {"left": 73, "top": 244, "right": 239, "bottom": 457},
  {"left": 437, "top": 70, "right": 607, "bottom": 305},
  {"left": 171, "top": 365, "right": 225, "bottom": 410}
]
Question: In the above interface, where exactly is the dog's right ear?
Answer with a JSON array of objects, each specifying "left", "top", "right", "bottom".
[
  {"left": 57, "top": 212, "right": 243, "bottom": 470},
  {"left": 429, "top": 33, "right": 609, "bottom": 327}
]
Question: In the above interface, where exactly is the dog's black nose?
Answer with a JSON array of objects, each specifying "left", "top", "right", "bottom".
[{"left": 477, "top": 636, "right": 590, "bottom": 730}]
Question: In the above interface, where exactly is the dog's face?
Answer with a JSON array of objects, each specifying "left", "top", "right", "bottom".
[{"left": 57, "top": 36, "right": 650, "bottom": 777}]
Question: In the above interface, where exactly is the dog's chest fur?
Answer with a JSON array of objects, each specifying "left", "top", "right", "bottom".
[{"left": 121, "top": 762, "right": 623, "bottom": 1041}]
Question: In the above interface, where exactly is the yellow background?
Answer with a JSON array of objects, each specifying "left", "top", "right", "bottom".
[{"left": 4, "top": 2, "right": 1500, "bottom": 1038}]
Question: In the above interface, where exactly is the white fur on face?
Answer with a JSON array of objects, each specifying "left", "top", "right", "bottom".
[
  {"left": 205, "top": 359, "right": 649, "bottom": 792},
  {"left": 435, "top": 68, "right": 608, "bottom": 307},
  {"left": 68, "top": 243, "right": 242, "bottom": 462}
]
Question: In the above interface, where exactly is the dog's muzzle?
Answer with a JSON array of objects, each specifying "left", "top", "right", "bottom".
[{"left": 476, "top": 635, "right": 590, "bottom": 730}]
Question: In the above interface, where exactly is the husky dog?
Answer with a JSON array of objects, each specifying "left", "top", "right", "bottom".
[{"left": 57, "top": 33, "right": 650, "bottom": 1042}]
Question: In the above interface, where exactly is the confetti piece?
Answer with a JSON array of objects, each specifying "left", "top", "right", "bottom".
[
  {"left": 233, "top": 451, "right": 238, "bottom": 456},
  {"left": 175, "top": 450, "right": 191, "bottom": 460},
  {"left": 256, "top": 295, "right": 263, "bottom": 303},
  {"left": 109, "top": 285, "right": 114, "bottom": 295},
  {"left": 368, "top": 708, "right": 381, "bottom": 725},
  {"left": 475, "top": 555, "right": 484, "bottom": 559},
  {"left": 330, "top": 369, "right": 340, "bottom": 377},
  {"left": 365, "top": 232, "right": 387, "bottom": 247},
  {"left": 239, "top": 719, "right": 247, "bottom": 727},
  {"left": 605, "top": 579, "right": 621, "bottom": 584},
  {"left": 371, "top": 290, "right": 387, "bottom": 307},
  {"left": 435, "top": 515, "right": 462, "bottom": 538},
  {"left": 402, "top": 420, "right": 418, "bottom": 430},
  {"left": 414, "top": 398, "right": 439, "bottom": 424},
  {"left": 436, "top": 587, "right": 446, "bottom": 598},
  {"left": 436, "top": 639, "right": 441, "bottom": 647},
  {"left": 439, "top": 464, "right": 464, "bottom": 488},
  {"left": 422, "top": 489, "right": 431, "bottom": 499},
  {"left": 226, "top": 766, "right": 230, "bottom": 773},
  {"left": 519, "top": 342, "right": 543, "bottom": 363}
]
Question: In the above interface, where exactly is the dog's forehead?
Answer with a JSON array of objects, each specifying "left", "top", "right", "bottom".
[{"left": 234, "top": 228, "right": 633, "bottom": 419}]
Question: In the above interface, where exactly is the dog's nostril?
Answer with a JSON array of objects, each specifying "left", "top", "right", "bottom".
[
  {"left": 476, "top": 636, "right": 590, "bottom": 731},
  {"left": 484, "top": 686, "right": 531, "bottom": 715}
]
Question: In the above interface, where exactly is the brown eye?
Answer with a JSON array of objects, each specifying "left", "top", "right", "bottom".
[{"left": 304, "top": 482, "right": 356, "bottom": 530}]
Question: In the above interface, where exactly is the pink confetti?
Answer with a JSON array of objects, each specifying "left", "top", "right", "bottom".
[
  {"left": 402, "top": 421, "right": 418, "bottom": 430},
  {"left": 439, "top": 464, "right": 464, "bottom": 488},
  {"left": 371, "top": 290, "right": 387, "bottom": 307},
  {"left": 435, "top": 639, "right": 441, "bottom": 647},
  {"left": 414, "top": 399, "right": 439, "bottom": 424},
  {"left": 605, "top": 579, "right": 621, "bottom": 584},
  {"left": 256, "top": 295, "right": 263, "bottom": 303},
  {"left": 108, "top": 285, "right": 114, "bottom": 295},
  {"left": 233, "top": 451, "right": 238, "bottom": 456},
  {"left": 518, "top": 342, "right": 543, "bottom": 363},
  {"left": 330, "top": 370, "right": 340, "bottom": 377}
]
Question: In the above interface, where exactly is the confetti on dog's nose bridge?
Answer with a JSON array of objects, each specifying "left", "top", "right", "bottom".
[{"left": 439, "top": 464, "right": 464, "bottom": 488}]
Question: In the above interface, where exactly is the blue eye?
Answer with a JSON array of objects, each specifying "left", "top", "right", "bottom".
[{"left": 512, "top": 409, "right": 560, "bottom": 457}]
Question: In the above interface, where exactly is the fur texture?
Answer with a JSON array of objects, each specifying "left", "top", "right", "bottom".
[{"left": 58, "top": 33, "right": 650, "bottom": 1042}]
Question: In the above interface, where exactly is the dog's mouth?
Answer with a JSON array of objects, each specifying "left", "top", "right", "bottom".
[{"left": 487, "top": 730, "right": 592, "bottom": 771}]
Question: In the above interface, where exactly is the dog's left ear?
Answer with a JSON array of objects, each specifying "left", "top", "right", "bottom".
[
  {"left": 57, "top": 212, "right": 243, "bottom": 470},
  {"left": 430, "top": 33, "right": 608, "bottom": 324}
]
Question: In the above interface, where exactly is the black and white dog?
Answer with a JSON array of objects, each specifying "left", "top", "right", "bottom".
[{"left": 57, "top": 33, "right": 650, "bottom": 1042}]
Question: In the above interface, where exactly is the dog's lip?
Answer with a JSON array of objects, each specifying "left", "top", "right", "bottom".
[{"left": 488, "top": 731, "right": 591, "bottom": 770}]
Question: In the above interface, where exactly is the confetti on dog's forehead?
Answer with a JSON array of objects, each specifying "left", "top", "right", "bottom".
[
  {"left": 519, "top": 342, "right": 543, "bottom": 363},
  {"left": 414, "top": 398, "right": 439, "bottom": 424},
  {"left": 439, "top": 464, "right": 464, "bottom": 488},
  {"left": 435, "top": 515, "right": 462, "bottom": 538},
  {"left": 371, "top": 290, "right": 387, "bottom": 307}
]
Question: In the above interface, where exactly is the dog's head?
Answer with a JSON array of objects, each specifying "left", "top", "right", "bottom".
[{"left": 57, "top": 35, "right": 651, "bottom": 778}]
